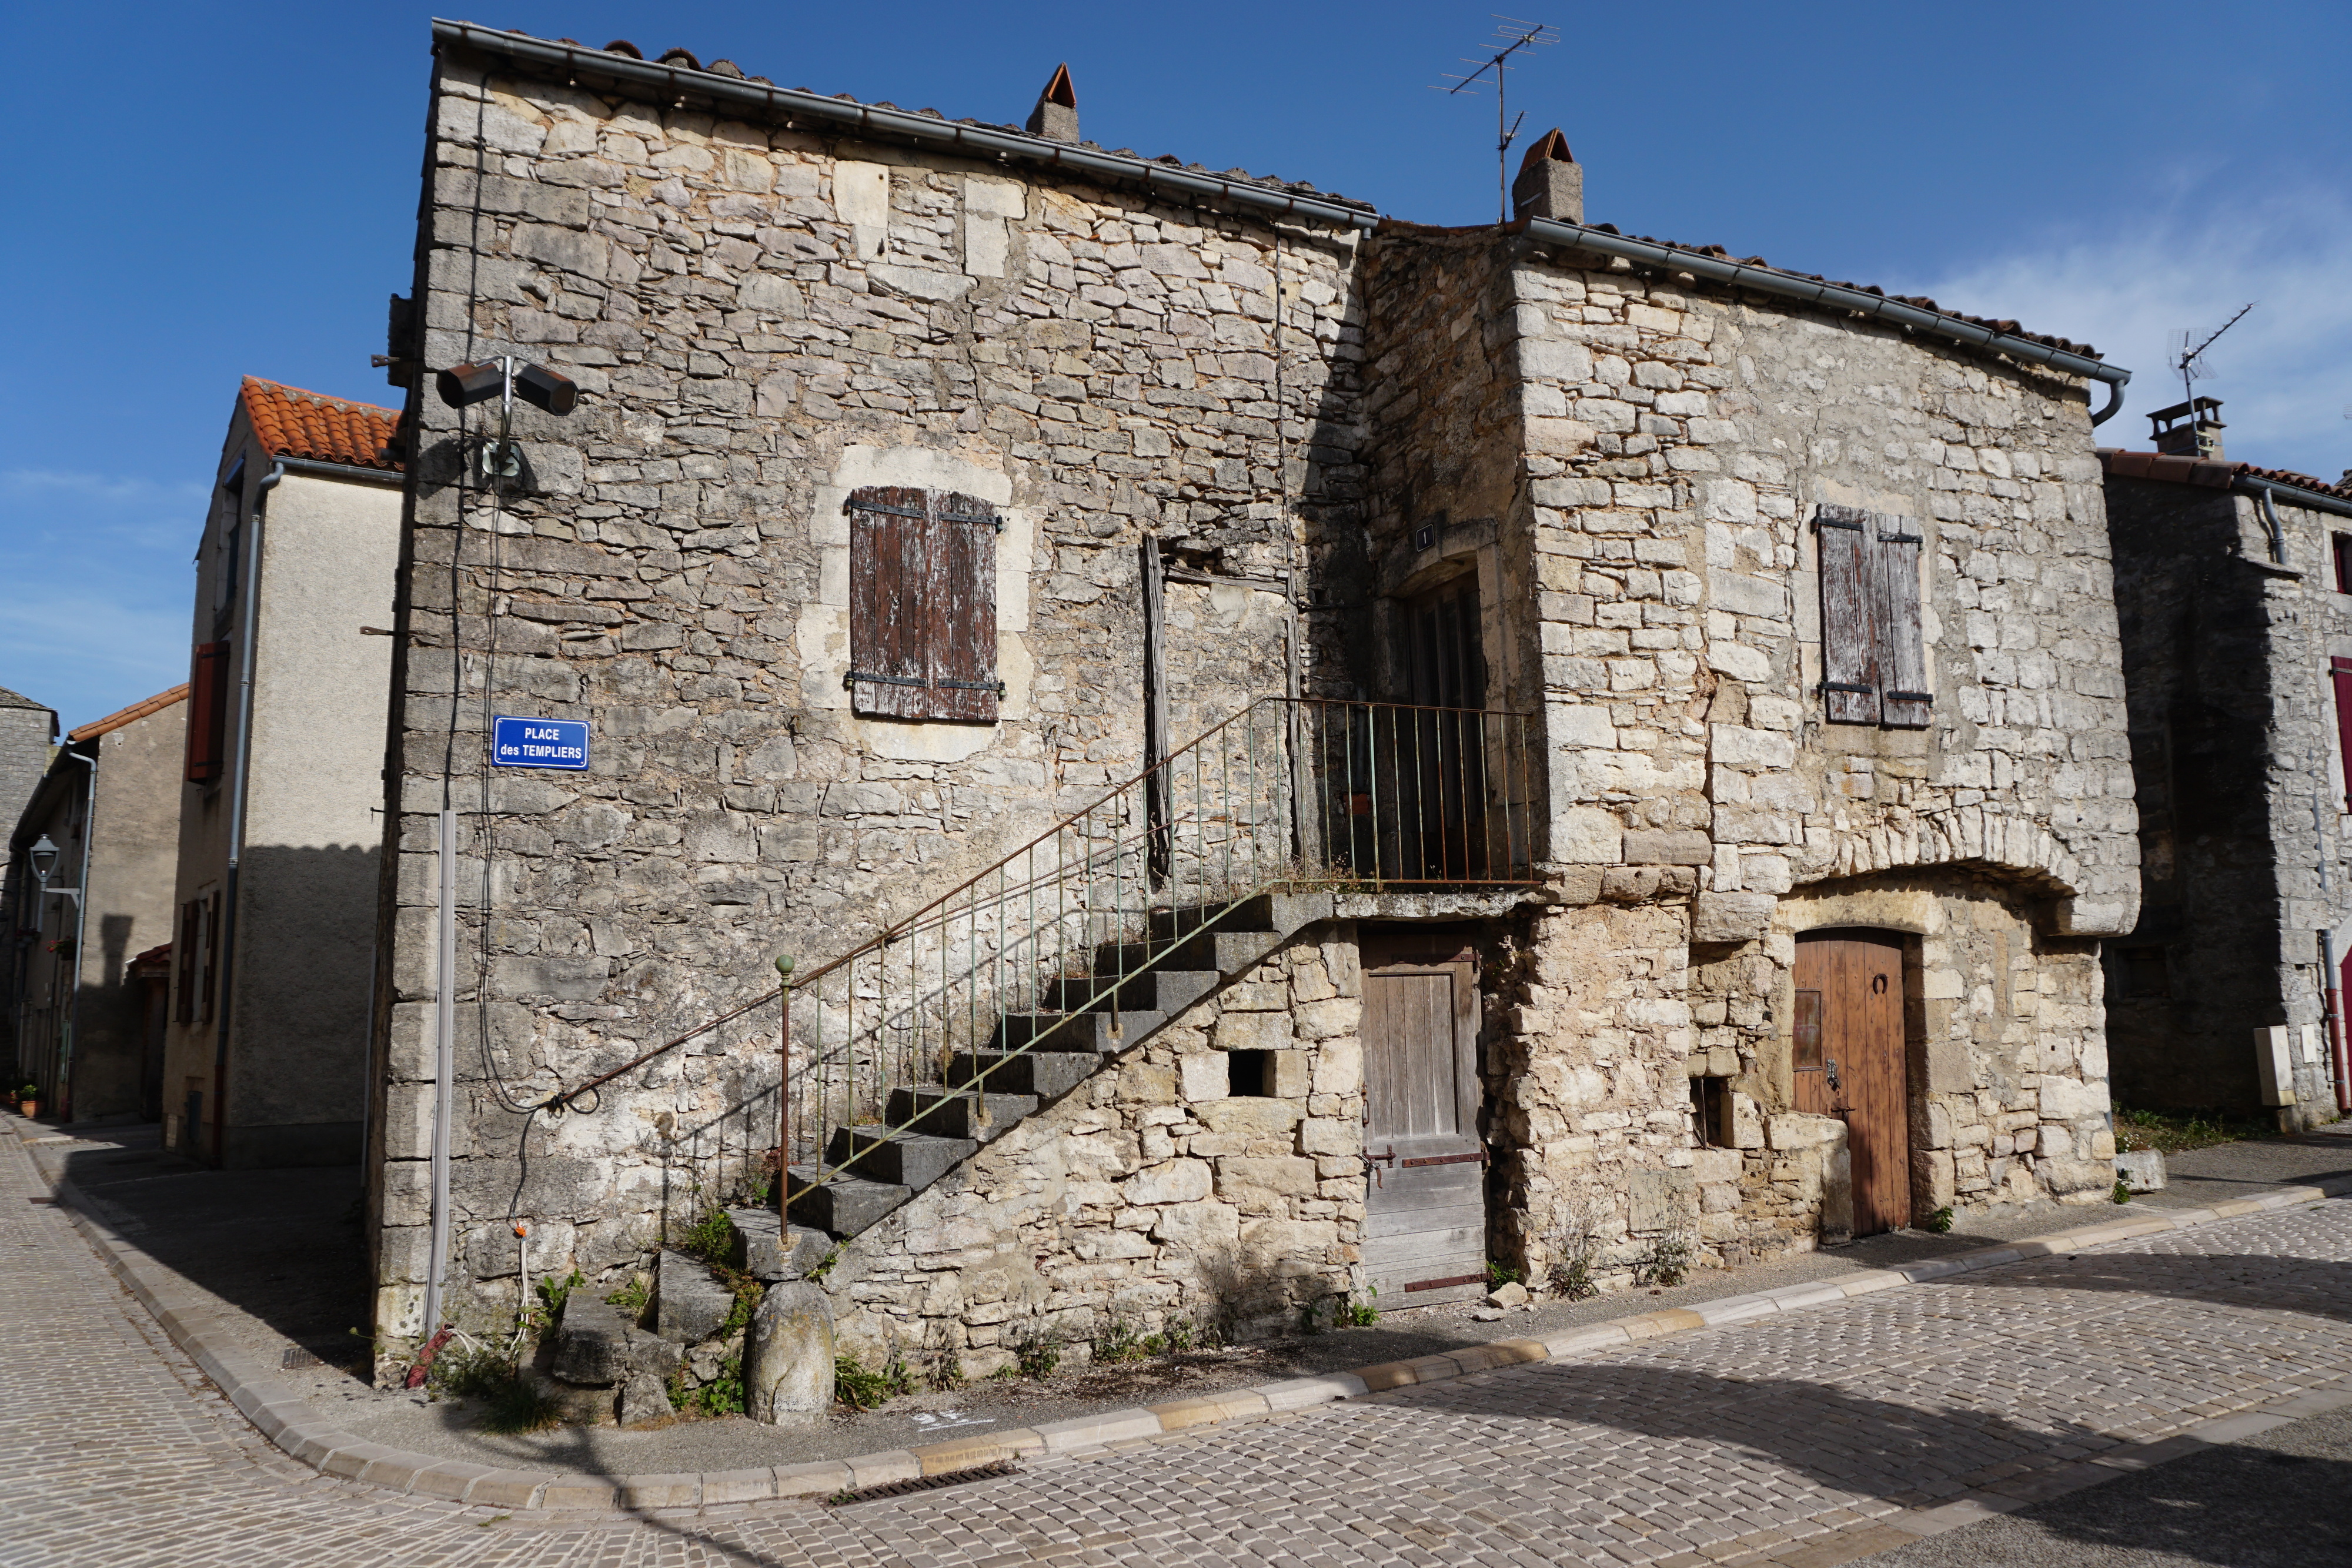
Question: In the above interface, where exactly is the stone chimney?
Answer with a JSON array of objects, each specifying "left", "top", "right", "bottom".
[
  {"left": 1511, "top": 128, "right": 1582, "bottom": 223},
  {"left": 1026, "top": 63, "right": 1077, "bottom": 141},
  {"left": 2150, "top": 397, "right": 2226, "bottom": 460}
]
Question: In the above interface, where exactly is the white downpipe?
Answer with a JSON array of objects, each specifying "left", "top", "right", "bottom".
[{"left": 423, "top": 807, "right": 457, "bottom": 1335}]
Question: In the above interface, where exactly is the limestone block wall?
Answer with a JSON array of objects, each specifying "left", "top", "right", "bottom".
[
  {"left": 370, "top": 51, "right": 1373, "bottom": 1340},
  {"left": 1466, "top": 244, "right": 2137, "bottom": 1274},
  {"left": 2104, "top": 474, "right": 2352, "bottom": 1124}
]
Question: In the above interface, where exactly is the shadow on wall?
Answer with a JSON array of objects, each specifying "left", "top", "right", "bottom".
[{"left": 225, "top": 842, "right": 382, "bottom": 1161}]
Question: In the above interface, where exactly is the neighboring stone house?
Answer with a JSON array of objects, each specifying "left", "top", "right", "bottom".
[
  {"left": 366, "top": 23, "right": 2141, "bottom": 1378},
  {"left": 7, "top": 687, "right": 187, "bottom": 1120},
  {"left": 2100, "top": 404, "right": 2352, "bottom": 1128},
  {"left": 161, "top": 377, "right": 403, "bottom": 1165},
  {"left": 0, "top": 684, "right": 59, "bottom": 1075}
]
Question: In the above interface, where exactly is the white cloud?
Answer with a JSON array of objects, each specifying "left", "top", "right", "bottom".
[{"left": 1894, "top": 191, "right": 2352, "bottom": 484}]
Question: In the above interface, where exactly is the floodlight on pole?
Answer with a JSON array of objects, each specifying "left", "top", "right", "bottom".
[{"left": 434, "top": 357, "right": 580, "bottom": 483}]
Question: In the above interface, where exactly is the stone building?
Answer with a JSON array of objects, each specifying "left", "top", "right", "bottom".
[
  {"left": 2101, "top": 406, "right": 2352, "bottom": 1128},
  {"left": 161, "top": 377, "right": 403, "bottom": 1165},
  {"left": 366, "top": 23, "right": 2141, "bottom": 1376},
  {"left": 7, "top": 687, "right": 187, "bottom": 1120},
  {"left": 0, "top": 683, "right": 59, "bottom": 1076}
]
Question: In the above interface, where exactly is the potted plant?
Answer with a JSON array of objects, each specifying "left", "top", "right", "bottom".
[{"left": 18, "top": 1084, "right": 39, "bottom": 1118}]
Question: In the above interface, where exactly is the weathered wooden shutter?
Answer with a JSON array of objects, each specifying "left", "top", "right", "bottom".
[
  {"left": 2333, "top": 658, "right": 2352, "bottom": 811},
  {"left": 185, "top": 641, "right": 232, "bottom": 781},
  {"left": 1815, "top": 506, "right": 1879, "bottom": 724},
  {"left": 174, "top": 902, "right": 198, "bottom": 1025},
  {"left": 847, "top": 486, "right": 931, "bottom": 719},
  {"left": 1876, "top": 516, "right": 1932, "bottom": 728},
  {"left": 928, "top": 491, "right": 1001, "bottom": 722},
  {"left": 847, "top": 485, "right": 1000, "bottom": 721}
]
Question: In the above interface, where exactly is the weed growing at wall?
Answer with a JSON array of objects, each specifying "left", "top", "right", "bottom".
[
  {"left": 1632, "top": 1228, "right": 1692, "bottom": 1289},
  {"left": 834, "top": 1352, "right": 915, "bottom": 1410}
]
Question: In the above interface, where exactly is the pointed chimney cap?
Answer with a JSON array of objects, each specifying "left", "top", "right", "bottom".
[
  {"left": 1518, "top": 128, "right": 1574, "bottom": 173},
  {"left": 1028, "top": 63, "right": 1079, "bottom": 141}
]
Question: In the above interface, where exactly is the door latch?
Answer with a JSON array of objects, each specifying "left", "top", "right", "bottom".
[
  {"left": 1364, "top": 1145, "right": 1396, "bottom": 1189},
  {"left": 1824, "top": 1057, "right": 1840, "bottom": 1094}
]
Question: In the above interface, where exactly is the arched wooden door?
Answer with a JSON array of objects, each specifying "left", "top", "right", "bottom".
[{"left": 1793, "top": 931, "right": 1911, "bottom": 1234}]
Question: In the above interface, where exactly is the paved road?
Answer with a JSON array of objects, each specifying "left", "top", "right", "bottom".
[{"left": 8, "top": 1119, "right": 2351, "bottom": 1567}]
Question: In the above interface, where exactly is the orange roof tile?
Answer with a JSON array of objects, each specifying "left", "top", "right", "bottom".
[
  {"left": 68, "top": 684, "right": 188, "bottom": 743},
  {"left": 239, "top": 377, "right": 402, "bottom": 473}
]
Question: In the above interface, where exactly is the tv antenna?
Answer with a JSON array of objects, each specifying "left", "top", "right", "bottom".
[
  {"left": 1435, "top": 16, "right": 1558, "bottom": 222},
  {"left": 2170, "top": 301, "right": 2255, "bottom": 409}
]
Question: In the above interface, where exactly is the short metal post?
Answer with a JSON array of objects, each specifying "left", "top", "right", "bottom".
[{"left": 773, "top": 953, "right": 794, "bottom": 1216}]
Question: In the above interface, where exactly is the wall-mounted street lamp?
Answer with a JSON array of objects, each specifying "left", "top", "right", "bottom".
[
  {"left": 27, "top": 834, "right": 77, "bottom": 905},
  {"left": 435, "top": 356, "right": 579, "bottom": 480}
]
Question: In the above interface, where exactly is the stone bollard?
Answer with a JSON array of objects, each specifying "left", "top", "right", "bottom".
[
  {"left": 746, "top": 1281, "right": 834, "bottom": 1426},
  {"left": 2115, "top": 1149, "right": 2167, "bottom": 1192}
]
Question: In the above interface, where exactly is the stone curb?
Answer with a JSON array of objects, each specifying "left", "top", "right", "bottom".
[{"left": 20, "top": 1114, "right": 2350, "bottom": 1516}]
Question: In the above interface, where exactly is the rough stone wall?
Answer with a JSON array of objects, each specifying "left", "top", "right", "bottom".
[
  {"left": 1475, "top": 245, "right": 2137, "bottom": 1273},
  {"left": 2104, "top": 474, "right": 2349, "bottom": 1124},
  {"left": 373, "top": 52, "right": 1368, "bottom": 1339},
  {"left": 808, "top": 926, "right": 1366, "bottom": 1373}
]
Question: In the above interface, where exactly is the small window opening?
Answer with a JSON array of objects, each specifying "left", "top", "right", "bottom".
[
  {"left": 2117, "top": 946, "right": 2170, "bottom": 1001},
  {"left": 2334, "top": 533, "right": 2352, "bottom": 594},
  {"left": 1691, "top": 1075, "right": 1734, "bottom": 1148},
  {"left": 1227, "top": 1049, "right": 1274, "bottom": 1098}
]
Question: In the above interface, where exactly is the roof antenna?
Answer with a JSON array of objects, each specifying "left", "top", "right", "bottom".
[
  {"left": 2171, "top": 301, "right": 2256, "bottom": 412},
  {"left": 1434, "top": 16, "right": 1558, "bottom": 223}
]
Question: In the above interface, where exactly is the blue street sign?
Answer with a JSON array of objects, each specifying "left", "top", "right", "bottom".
[{"left": 492, "top": 715, "right": 590, "bottom": 770}]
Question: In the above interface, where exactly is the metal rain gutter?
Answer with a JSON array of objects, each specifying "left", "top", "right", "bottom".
[
  {"left": 432, "top": 20, "right": 1379, "bottom": 233},
  {"left": 1522, "top": 217, "right": 2133, "bottom": 423},
  {"left": 2239, "top": 472, "right": 2352, "bottom": 523}
]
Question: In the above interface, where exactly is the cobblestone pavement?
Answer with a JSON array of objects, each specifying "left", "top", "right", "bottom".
[{"left": 9, "top": 1110, "right": 2351, "bottom": 1567}]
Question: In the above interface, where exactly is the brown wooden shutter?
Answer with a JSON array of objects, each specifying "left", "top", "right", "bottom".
[
  {"left": 847, "top": 486, "right": 932, "bottom": 718},
  {"left": 1815, "top": 506, "right": 1879, "bottom": 725},
  {"left": 1876, "top": 516, "right": 1932, "bottom": 728},
  {"left": 197, "top": 892, "right": 220, "bottom": 1024},
  {"left": 174, "top": 902, "right": 198, "bottom": 1025},
  {"left": 185, "top": 641, "right": 232, "bottom": 781},
  {"left": 928, "top": 491, "right": 1001, "bottom": 722}
]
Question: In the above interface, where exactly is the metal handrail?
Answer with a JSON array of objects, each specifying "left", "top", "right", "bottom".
[{"left": 543, "top": 697, "right": 1541, "bottom": 1214}]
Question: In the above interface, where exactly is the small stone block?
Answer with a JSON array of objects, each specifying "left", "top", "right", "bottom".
[
  {"left": 1355, "top": 1360, "right": 1419, "bottom": 1392},
  {"left": 914, "top": 1429, "right": 1043, "bottom": 1473},
  {"left": 843, "top": 1449, "right": 921, "bottom": 1489},
  {"left": 699, "top": 1467, "right": 779, "bottom": 1505},
  {"left": 616, "top": 1473, "right": 701, "bottom": 1509},
  {"left": 773, "top": 1461, "right": 853, "bottom": 1497},
  {"left": 1895, "top": 1258, "right": 1970, "bottom": 1282},
  {"left": 1622, "top": 1308, "right": 1707, "bottom": 1338},
  {"left": 1537, "top": 1324, "right": 1630, "bottom": 1358},
  {"left": 1834, "top": 1271, "right": 1908, "bottom": 1296},
  {"left": 407, "top": 1460, "right": 499, "bottom": 1500},
  {"left": 1693, "top": 1295, "right": 1779, "bottom": 1326},
  {"left": 321, "top": 1441, "right": 406, "bottom": 1482},
  {"left": 356, "top": 1451, "right": 427, "bottom": 1489},
  {"left": 1148, "top": 1393, "right": 1268, "bottom": 1430},
  {"left": 1251, "top": 1374, "right": 1368, "bottom": 1411},
  {"left": 537, "top": 1476, "right": 622, "bottom": 1509},
  {"left": 282, "top": 1426, "right": 361, "bottom": 1467},
  {"left": 1033, "top": 1409, "right": 1164, "bottom": 1449},
  {"left": 463, "top": 1470, "right": 552, "bottom": 1507},
  {"left": 1482, "top": 1338, "right": 1551, "bottom": 1366},
  {"left": 1760, "top": 1283, "right": 1847, "bottom": 1310}
]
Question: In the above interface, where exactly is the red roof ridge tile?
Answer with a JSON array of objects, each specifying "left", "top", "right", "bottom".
[{"left": 68, "top": 683, "right": 189, "bottom": 743}]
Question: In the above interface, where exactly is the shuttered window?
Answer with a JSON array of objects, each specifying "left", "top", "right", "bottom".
[
  {"left": 185, "top": 640, "right": 233, "bottom": 781},
  {"left": 2332, "top": 658, "right": 2352, "bottom": 812},
  {"left": 847, "top": 486, "right": 1001, "bottom": 722},
  {"left": 1815, "top": 505, "right": 1931, "bottom": 730}
]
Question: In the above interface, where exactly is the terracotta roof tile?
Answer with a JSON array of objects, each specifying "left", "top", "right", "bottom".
[
  {"left": 239, "top": 377, "right": 403, "bottom": 472},
  {"left": 2098, "top": 448, "right": 2352, "bottom": 502},
  {"left": 67, "top": 684, "right": 187, "bottom": 744}
]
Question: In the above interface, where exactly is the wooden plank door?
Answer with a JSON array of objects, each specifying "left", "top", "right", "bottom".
[
  {"left": 1793, "top": 931, "right": 1911, "bottom": 1235},
  {"left": 1361, "top": 938, "right": 1486, "bottom": 1306}
]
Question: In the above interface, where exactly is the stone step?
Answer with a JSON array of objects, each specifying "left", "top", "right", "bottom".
[
  {"left": 786, "top": 1165, "right": 910, "bottom": 1235},
  {"left": 1150, "top": 891, "right": 1334, "bottom": 940},
  {"left": 823, "top": 1126, "right": 980, "bottom": 1189},
  {"left": 945, "top": 1048, "right": 1101, "bottom": 1099},
  {"left": 886, "top": 1085, "right": 1038, "bottom": 1141},
  {"left": 1040, "top": 968, "right": 1219, "bottom": 1017},
  {"left": 723, "top": 1207, "right": 836, "bottom": 1281},
  {"left": 993, "top": 1009, "right": 1165, "bottom": 1055},
  {"left": 1097, "top": 927, "right": 1283, "bottom": 978}
]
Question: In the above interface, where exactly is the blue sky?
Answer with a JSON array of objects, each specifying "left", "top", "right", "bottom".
[{"left": 4, "top": 0, "right": 2347, "bottom": 733}]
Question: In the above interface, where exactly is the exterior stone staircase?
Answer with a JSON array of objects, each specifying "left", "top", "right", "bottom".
[{"left": 785, "top": 891, "right": 1334, "bottom": 1239}]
